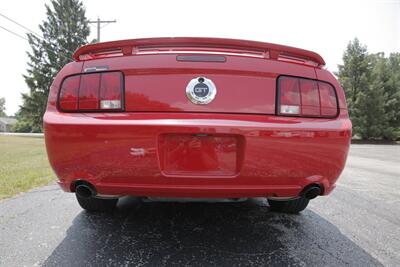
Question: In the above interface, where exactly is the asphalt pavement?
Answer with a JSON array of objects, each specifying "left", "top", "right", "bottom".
[{"left": 0, "top": 144, "right": 399, "bottom": 266}]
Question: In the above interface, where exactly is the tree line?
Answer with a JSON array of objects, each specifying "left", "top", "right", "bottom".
[
  {"left": 7, "top": 0, "right": 400, "bottom": 141},
  {"left": 337, "top": 39, "right": 400, "bottom": 141}
]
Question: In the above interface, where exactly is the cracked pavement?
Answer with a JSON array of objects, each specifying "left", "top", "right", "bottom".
[{"left": 0, "top": 144, "right": 399, "bottom": 266}]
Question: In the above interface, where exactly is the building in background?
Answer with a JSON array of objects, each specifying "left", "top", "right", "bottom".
[{"left": 0, "top": 117, "right": 17, "bottom": 132}]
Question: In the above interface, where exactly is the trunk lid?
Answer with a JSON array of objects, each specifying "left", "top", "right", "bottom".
[{"left": 123, "top": 62, "right": 277, "bottom": 114}]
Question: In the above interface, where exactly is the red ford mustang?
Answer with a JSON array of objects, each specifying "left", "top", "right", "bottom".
[{"left": 44, "top": 37, "right": 351, "bottom": 213}]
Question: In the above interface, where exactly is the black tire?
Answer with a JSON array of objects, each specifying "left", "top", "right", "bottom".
[
  {"left": 268, "top": 197, "right": 310, "bottom": 213},
  {"left": 76, "top": 194, "right": 118, "bottom": 212}
]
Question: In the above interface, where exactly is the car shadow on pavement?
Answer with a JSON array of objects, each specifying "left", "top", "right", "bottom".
[{"left": 42, "top": 197, "right": 382, "bottom": 266}]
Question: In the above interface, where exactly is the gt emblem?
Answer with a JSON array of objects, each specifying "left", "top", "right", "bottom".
[{"left": 186, "top": 77, "right": 217, "bottom": 104}]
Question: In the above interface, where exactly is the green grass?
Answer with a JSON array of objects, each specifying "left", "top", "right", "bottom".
[{"left": 0, "top": 136, "right": 55, "bottom": 200}]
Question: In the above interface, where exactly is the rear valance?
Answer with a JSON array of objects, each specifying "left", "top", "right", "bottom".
[{"left": 72, "top": 37, "right": 325, "bottom": 67}]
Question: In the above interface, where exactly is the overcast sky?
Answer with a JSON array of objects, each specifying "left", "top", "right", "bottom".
[{"left": 0, "top": 0, "right": 399, "bottom": 115}]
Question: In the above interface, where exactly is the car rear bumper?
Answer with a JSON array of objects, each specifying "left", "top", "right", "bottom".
[
  {"left": 57, "top": 181, "right": 336, "bottom": 198},
  {"left": 45, "top": 111, "right": 351, "bottom": 198}
]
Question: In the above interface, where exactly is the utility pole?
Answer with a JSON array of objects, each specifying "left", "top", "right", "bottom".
[{"left": 88, "top": 17, "right": 116, "bottom": 42}]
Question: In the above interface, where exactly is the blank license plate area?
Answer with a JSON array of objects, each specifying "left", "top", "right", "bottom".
[{"left": 159, "top": 134, "right": 239, "bottom": 177}]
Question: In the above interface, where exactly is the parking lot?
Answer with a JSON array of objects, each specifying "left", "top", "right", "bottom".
[{"left": 0, "top": 144, "right": 399, "bottom": 266}]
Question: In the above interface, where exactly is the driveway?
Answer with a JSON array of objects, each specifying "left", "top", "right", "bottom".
[{"left": 0, "top": 144, "right": 399, "bottom": 266}]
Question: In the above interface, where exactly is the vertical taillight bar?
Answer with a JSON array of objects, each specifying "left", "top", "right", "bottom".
[
  {"left": 79, "top": 73, "right": 101, "bottom": 110},
  {"left": 59, "top": 75, "right": 80, "bottom": 111},
  {"left": 278, "top": 76, "right": 301, "bottom": 115},
  {"left": 318, "top": 81, "right": 338, "bottom": 117},
  {"left": 99, "top": 72, "right": 122, "bottom": 110},
  {"left": 299, "top": 79, "right": 320, "bottom": 116}
]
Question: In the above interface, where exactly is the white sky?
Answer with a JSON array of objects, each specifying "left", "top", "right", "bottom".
[{"left": 0, "top": 0, "right": 399, "bottom": 116}]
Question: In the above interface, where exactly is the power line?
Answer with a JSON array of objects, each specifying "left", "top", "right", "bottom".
[
  {"left": 100, "top": 22, "right": 111, "bottom": 29},
  {"left": 0, "top": 24, "right": 29, "bottom": 41},
  {"left": 0, "top": 23, "right": 72, "bottom": 62},
  {"left": 0, "top": 12, "right": 75, "bottom": 61},
  {"left": 0, "top": 12, "right": 42, "bottom": 38},
  {"left": 89, "top": 17, "right": 116, "bottom": 42}
]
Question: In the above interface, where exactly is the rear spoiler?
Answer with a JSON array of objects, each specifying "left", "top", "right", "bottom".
[{"left": 73, "top": 37, "right": 325, "bottom": 67}]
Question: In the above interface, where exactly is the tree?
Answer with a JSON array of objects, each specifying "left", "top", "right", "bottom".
[
  {"left": 353, "top": 53, "right": 388, "bottom": 139},
  {"left": 0, "top": 97, "right": 6, "bottom": 117},
  {"left": 14, "top": 0, "right": 90, "bottom": 132},
  {"left": 384, "top": 53, "right": 400, "bottom": 139},
  {"left": 337, "top": 38, "right": 371, "bottom": 138}
]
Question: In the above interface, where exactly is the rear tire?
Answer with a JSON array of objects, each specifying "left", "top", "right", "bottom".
[
  {"left": 76, "top": 194, "right": 118, "bottom": 212},
  {"left": 268, "top": 197, "right": 309, "bottom": 213}
]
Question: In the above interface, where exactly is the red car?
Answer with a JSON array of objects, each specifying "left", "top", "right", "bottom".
[{"left": 44, "top": 37, "right": 351, "bottom": 213}]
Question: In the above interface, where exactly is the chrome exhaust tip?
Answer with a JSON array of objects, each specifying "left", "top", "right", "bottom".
[
  {"left": 302, "top": 185, "right": 322, "bottom": 200},
  {"left": 75, "top": 184, "right": 96, "bottom": 198}
]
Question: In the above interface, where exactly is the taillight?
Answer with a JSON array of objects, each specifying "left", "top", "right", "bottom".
[
  {"left": 99, "top": 72, "right": 122, "bottom": 109},
  {"left": 278, "top": 76, "right": 338, "bottom": 117},
  {"left": 58, "top": 71, "right": 123, "bottom": 112},
  {"left": 318, "top": 81, "right": 338, "bottom": 116},
  {"left": 299, "top": 79, "right": 319, "bottom": 116},
  {"left": 59, "top": 75, "right": 80, "bottom": 110},
  {"left": 279, "top": 76, "right": 301, "bottom": 115},
  {"left": 79, "top": 73, "right": 101, "bottom": 110}
]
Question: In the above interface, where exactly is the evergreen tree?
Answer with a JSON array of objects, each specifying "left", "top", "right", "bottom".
[
  {"left": 354, "top": 53, "right": 388, "bottom": 139},
  {"left": 14, "top": 0, "right": 90, "bottom": 132},
  {"left": 0, "top": 97, "right": 6, "bottom": 117},
  {"left": 384, "top": 53, "right": 400, "bottom": 140},
  {"left": 337, "top": 38, "right": 371, "bottom": 138}
]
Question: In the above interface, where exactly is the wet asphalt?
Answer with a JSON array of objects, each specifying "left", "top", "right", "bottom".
[{"left": 0, "top": 144, "right": 399, "bottom": 267}]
